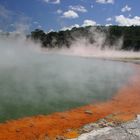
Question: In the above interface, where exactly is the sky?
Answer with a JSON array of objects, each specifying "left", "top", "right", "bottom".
[{"left": 0, "top": 0, "right": 140, "bottom": 33}]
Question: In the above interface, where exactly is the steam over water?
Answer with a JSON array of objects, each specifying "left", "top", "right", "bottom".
[
  {"left": 0, "top": 35, "right": 134, "bottom": 122},
  {"left": 0, "top": 55, "right": 134, "bottom": 122}
]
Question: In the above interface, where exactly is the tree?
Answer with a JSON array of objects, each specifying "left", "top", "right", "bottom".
[{"left": 30, "top": 26, "right": 140, "bottom": 51}]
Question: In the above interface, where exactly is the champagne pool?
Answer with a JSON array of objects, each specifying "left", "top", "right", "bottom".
[{"left": 0, "top": 54, "right": 134, "bottom": 122}]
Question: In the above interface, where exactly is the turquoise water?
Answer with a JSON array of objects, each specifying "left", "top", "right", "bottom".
[{"left": 0, "top": 54, "right": 134, "bottom": 122}]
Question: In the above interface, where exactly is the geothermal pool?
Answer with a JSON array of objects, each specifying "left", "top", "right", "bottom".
[{"left": 0, "top": 54, "right": 134, "bottom": 122}]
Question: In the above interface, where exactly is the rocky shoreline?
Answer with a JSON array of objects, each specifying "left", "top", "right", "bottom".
[{"left": 68, "top": 115, "right": 140, "bottom": 140}]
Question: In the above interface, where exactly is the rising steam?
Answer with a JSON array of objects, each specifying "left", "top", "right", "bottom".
[
  {"left": 46, "top": 26, "right": 140, "bottom": 59},
  {"left": 0, "top": 26, "right": 137, "bottom": 122}
]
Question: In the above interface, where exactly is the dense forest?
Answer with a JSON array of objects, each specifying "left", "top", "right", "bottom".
[{"left": 30, "top": 26, "right": 140, "bottom": 51}]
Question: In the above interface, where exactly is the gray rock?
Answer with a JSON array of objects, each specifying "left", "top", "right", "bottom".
[
  {"left": 79, "top": 118, "right": 118, "bottom": 134},
  {"left": 68, "top": 115, "right": 140, "bottom": 140}
]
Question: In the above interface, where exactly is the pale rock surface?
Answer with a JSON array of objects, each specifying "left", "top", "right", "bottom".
[{"left": 68, "top": 115, "right": 140, "bottom": 140}]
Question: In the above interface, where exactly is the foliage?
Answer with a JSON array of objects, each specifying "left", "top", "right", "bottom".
[{"left": 30, "top": 26, "right": 140, "bottom": 51}]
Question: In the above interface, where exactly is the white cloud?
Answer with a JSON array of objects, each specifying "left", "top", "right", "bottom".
[
  {"left": 106, "top": 17, "right": 112, "bottom": 21},
  {"left": 33, "top": 21, "right": 39, "bottom": 24},
  {"left": 105, "top": 23, "right": 112, "bottom": 26},
  {"left": 61, "top": 19, "right": 97, "bottom": 31},
  {"left": 61, "top": 24, "right": 80, "bottom": 31},
  {"left": 0, "top": 5, "right": 11, "bottom": 19},
  {"left": 0, "top": 4, "right": 31, "bottom": 33},
  {"left": 10, "top": 23, "right": 14, "bottom": 27},
  {"left": 129, "top": 14, "right": 132, "bottom": 17},
  {"left": 48, "top": 29, "right": 54, "bottom": 33},
  {"left": 121, "top": 5, "right": 131, "bottom": 12},
  {"left": 43, "top": 0, "right": 60, "bottom": 4},
  {"left": 91, "top": 5, "right": 94, "bottom": 8},
  {"left": 62, "top": 10, "right": 79, "bottom": 19},
  {"left": 69, "top": 5, "right": 87, "bottom": 13},
  {"left": 115, "top": 15, "right": 140, "bottom": 26},
  {"left": 56, "top": 9, "right": 63, "bottom": 14},
  {"left": 82, "top": 19, "right": 97, "bottom": 27},
  {"left": 96, "top": 0, "right": 114, "bottom": 4},
  {"left": 38, "top": 25, "right": 42, "bottom": 28},
  {"left": 14, "top": 24, "right": 30, "bottom": 34}
]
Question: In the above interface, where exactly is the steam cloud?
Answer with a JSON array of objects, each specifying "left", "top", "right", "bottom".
[
  {"left": 0, "top": 27, "right": 136, "bottom": 122},
  {"left": 46, "top": 27, "right": 140, "bottom": 59}
]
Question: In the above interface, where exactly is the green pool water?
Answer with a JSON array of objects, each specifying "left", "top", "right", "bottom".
[{"left": 0, "top": 54, "right": 134, "bottom": 122}]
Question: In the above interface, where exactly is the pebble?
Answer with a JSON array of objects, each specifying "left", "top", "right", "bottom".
[
  {"left": 56, "top": 135, "right": 66, "bottom": 140},
  {"left": 84, "top": 110, "right": 93, "bottom": 115},
  {"left": 15, "top": 128, "right": 21, "bottom": 132}
]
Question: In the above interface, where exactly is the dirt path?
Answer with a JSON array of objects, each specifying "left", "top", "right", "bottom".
[{"left": 0, "top": 64, "right": 140, "bottom": 140}]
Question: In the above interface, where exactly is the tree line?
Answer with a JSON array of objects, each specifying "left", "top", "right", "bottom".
[{"left": 30, "top": 26, "right": 140, "bottom": 51}]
